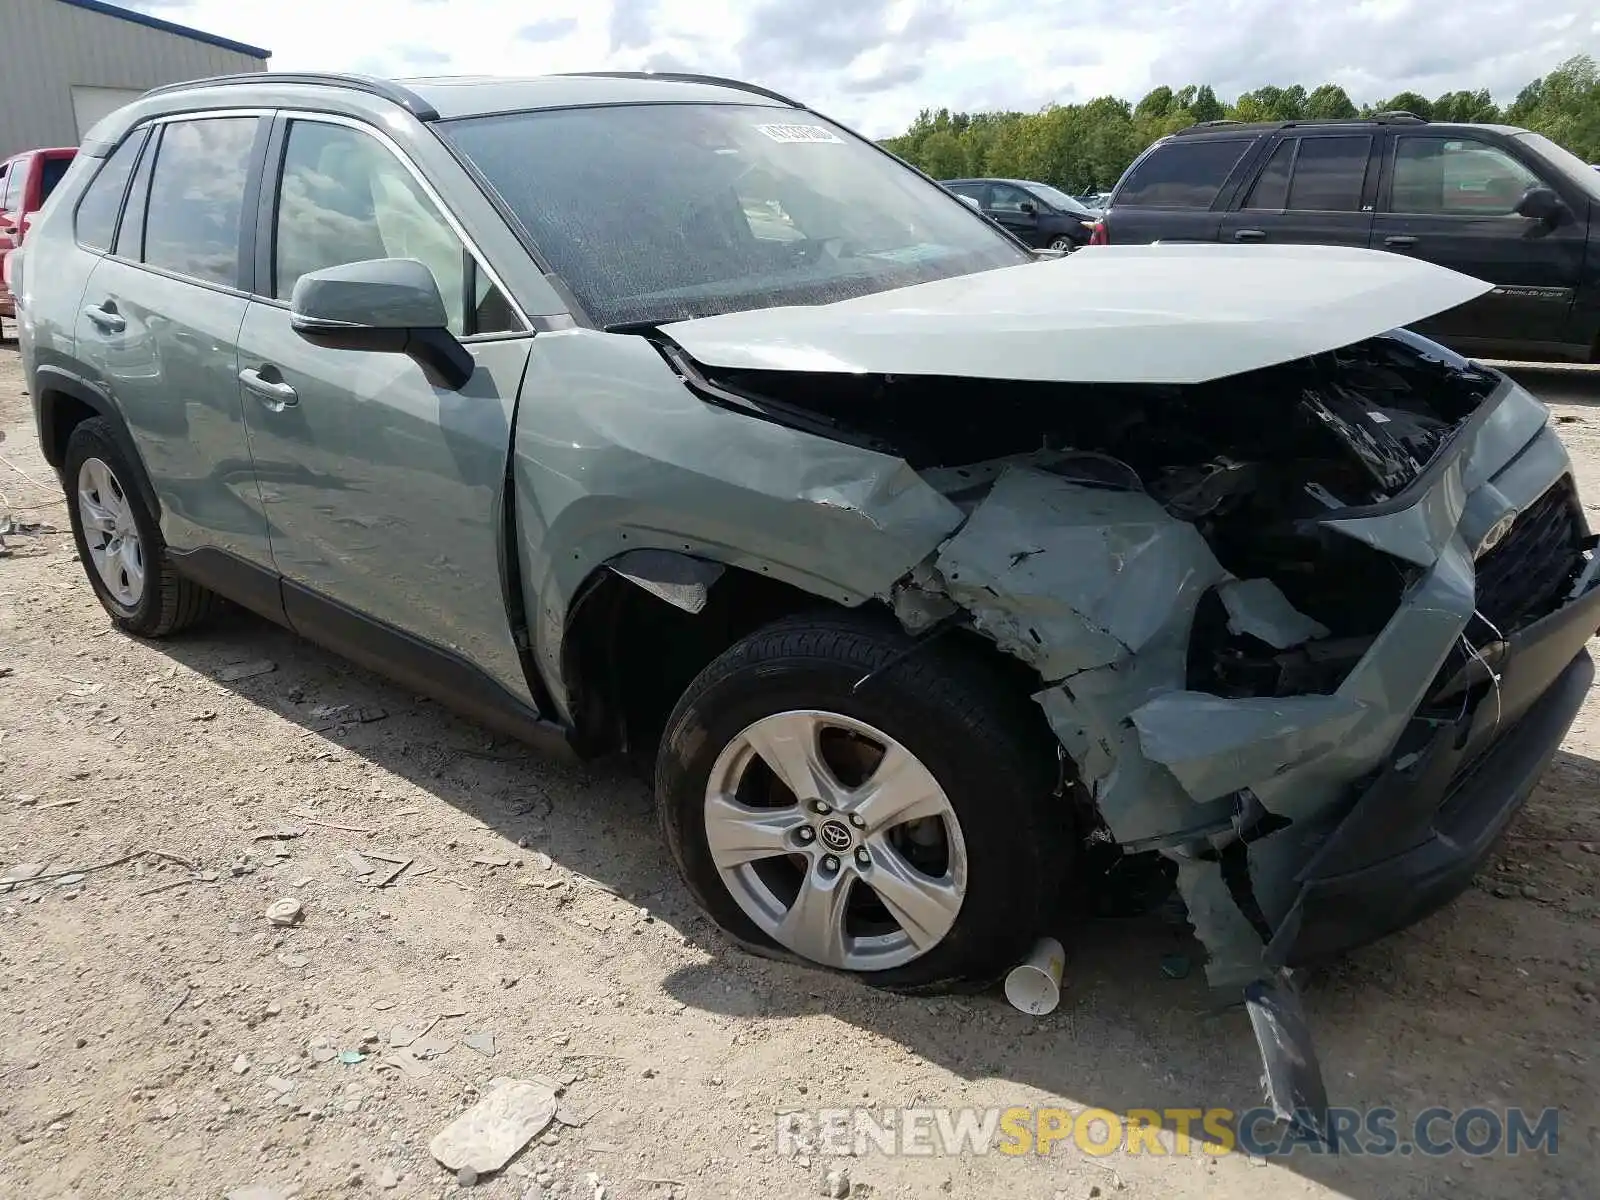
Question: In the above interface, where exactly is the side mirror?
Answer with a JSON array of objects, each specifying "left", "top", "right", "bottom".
[
  {"left": 1515, "top": 186, "right": 1568, "bottom": 225},
  {"left": 956, "top": 194, "right": 982, "bottom": 211},
  {"left": 1018, "top": 200, "right": 1037, "bottom": 215},
  {"left": 289, "top": 257, "right": 473, "bottom": 390}
]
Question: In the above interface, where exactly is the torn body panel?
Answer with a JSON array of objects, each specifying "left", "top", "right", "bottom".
[{"left": 880, "top": 359, "right": 1587, "bottom": 996}]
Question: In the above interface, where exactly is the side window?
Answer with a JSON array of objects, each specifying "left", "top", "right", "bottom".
[
  {"left": 988, "top": 184, "right": 1035, "bottom": 212},
  {"left": 73, "top": 131, "right": 145, "bottom": 251},
  {"left": 1391, "top": 137, "right": 1544, "bottom": 215},
  {"left": 2, "top": 160, "right": 27, "bottom": 214},
  {"left": 38, "top": 157, "right": 73, "bottom": 205},
  {"left": 114, "top": 129, "right": 158, "bottom": 260},
  {"left": 273, "top": 120, "right": 519, "bottom": 336},
  {"left": 143, "top": 116, "right": 258, "bottom": 286},
  {"left": 1243, "top": 140, "right": 1294, "bottom": 209},
  {"left": 1116, "top": 139, "right": 1251, "bottom": 208},
  {"left": 1286, "top": 136, "right": 1371, "bottom": 212}
]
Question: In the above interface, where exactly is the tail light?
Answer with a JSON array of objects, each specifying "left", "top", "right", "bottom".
[{"left": 1088, "top": 220, "right": 1107, "bottom": 246}]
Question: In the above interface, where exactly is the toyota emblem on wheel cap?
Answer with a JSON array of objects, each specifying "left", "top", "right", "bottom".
[{"left": 819, "top": 819, "right": 853, "bottom": 851}]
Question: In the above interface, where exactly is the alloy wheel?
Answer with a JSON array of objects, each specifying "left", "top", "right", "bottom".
[
  {"left": 77, "top": 457, "right": 144, "bottom": 609},
  {"left": 703, "top": 710, "right": 968, "bottom": 971}
]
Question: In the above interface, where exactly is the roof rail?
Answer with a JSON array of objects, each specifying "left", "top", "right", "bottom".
[
  {"left": 139, "top": 72, "right": 439, "bottom": 120},
  {"left": 1186, "top": 118, "right": 1243, "bottom": 129},
  {"left": 1371, "top": 110, "right": 1428, "bottom": 123},
  {"left": 556, "top": 71, "right": 804, "bottom": 109}
]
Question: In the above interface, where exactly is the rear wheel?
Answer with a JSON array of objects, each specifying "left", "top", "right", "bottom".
[
  {"left": 1048, "top": 235, "right": 1077, "bottom": 252},
  {"left": 63, "top": 418, "right": 215, "bottom": 637},
  {"left": 656, "top": 612, "right": 1071, "bottom": 990}
]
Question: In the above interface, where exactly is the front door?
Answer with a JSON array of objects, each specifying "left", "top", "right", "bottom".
[
  {"left": 72, "top": 115, "right": 275, "bottom": 568},
  {"left": 1218, "top": 133, "right": 1377, "bottom": 249},
  {"left": 1370, "top": 132, "right": 1588, "bottom": 355},
  {"left": 234, "top": 114, "right": 534, "bottom": 699},
  {"left": 983, "top": 182, "right": 1046, "bottom": 246}
]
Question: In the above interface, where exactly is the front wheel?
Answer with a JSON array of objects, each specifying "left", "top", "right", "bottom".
[
  {"left": 655, "top": 612, "right": 1071, "bottom": 990},
  {"left": 1048, "top": 235, "right": 1077, "bottom": 252}
]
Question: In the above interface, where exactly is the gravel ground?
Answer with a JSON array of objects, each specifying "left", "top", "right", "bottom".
[{"left": 1, "top": 343, "right": 1597, "bottom": 1200}]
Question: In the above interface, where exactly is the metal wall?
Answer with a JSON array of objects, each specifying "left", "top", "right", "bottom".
[{"left": 0, "top": 0, "right": 267, "bottom": 159}]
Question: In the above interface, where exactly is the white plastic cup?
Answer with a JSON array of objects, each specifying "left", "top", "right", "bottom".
[{"left": 1004, "top": 936, "right": 1066, "bottom": 1015}]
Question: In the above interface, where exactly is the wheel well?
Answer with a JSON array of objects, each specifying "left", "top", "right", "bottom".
[
  {"left": 562, "top": 563, "right": 827, "bottom": 761},
  {"left": 41, "top": 388, "right": 96, "bottom": 468}
]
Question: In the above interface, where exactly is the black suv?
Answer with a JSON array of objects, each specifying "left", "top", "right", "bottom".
[
  {"left": 1099, "top": 115, "right": 1600, "bottom": 361},
  {"left": 941, "top": 177, "right": 1098, "bottom": 250}
]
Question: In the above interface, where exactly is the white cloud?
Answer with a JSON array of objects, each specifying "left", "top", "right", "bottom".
[{"left": 122, "top": 0, "right": 1599, "bottom": 136}]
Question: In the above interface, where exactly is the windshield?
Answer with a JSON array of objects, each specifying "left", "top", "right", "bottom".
[
  {"left": 1515, "top": 132, "right": 1600, "bottom": 202},
  {"left": 439, "top": 103, "right": 1028, "bottom": 327},
  {"left": 1024, "top": 182, "right": 1095, "bottom": 216}
]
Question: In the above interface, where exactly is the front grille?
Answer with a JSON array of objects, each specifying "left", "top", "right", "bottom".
[{"left": 1471, "top": 476, "right": 1585, "bottom": 638}]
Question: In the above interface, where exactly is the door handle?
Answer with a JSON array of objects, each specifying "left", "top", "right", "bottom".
[
  {"left": 82, "top": 302, "right": 125, "bottom": 333},
  {"left": 1233, "top": 228, "right": 1266, "bottom": 242},
  {"left": 1384, "top": 235, "right": 1418, "bottom": 249},
  {"left": 239, "top": 367, "right": 299, "bottom": 410}
]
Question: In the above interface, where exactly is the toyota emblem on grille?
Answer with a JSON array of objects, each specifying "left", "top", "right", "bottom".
[{"left": 1476, "top": 510, "right": 1519, "bottom": 557}]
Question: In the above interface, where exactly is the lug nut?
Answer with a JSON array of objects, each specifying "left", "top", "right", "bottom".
[
  {"left": 855, "top": 848, "right": 871, "bottom": 868},
  {"left": 811, "top": 800, "right": 831, "bottom": 815},
  {"left": 796, "top": 827, "right": 815, "bottom": 844},
  {"left": 822, "top": 854, "right": 840, "bottom": 872},
  {"left": 848, "top": 812, "right": 866, "bottom": 829}
]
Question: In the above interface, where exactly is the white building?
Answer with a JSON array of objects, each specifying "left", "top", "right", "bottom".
[{"left": 0, "top": 0, "right": 269, "bottom": 159}]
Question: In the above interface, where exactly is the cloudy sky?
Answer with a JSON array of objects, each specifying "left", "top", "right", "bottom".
[{"left": 123, "top": 0, "right": 1600, "bottom": 137}]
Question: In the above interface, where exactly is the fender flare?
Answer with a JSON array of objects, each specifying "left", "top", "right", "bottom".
[{"left": 33, "top": 365, "right": 161, "bottom": 520}]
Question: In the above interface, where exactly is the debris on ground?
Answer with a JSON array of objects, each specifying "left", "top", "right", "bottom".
[
  {"left": 428, "top": 1076, "right": 559, "bottom": 1177},
  {"left": 217, "top": 659, "right": 278, "bottom": 683},
  {"left": 265, "top": 898, "right": 303, "bottom": 926},
  {"left": 822, "top": 1167, "right": 851, "bottom": 1198},
  {"left": 462, "top": 1031, "right": 496, "bottom": 1057}
]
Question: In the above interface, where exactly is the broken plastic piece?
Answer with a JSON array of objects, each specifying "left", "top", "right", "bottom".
[
  {"left": 1245, "top": 973, "right": 1329, "bottom": 1145},
  {"left": 606, "top": 549, "right": 724, "bottom": 615},
  {"left": 1219, "top": 579, "right": 1330, "bottom": 649}
]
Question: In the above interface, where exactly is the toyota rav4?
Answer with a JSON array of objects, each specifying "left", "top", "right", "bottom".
[{"left": 15, "top": 71, "right": 1600, "bottom": 1133}]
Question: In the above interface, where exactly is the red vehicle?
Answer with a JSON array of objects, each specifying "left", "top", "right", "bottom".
[{"left": 0, "top": 147, "right": 76, "bottom": 318}]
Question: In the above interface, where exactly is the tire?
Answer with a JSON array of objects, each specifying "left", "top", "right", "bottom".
[
  {"left": 1048, "top": 235, "right": 1077, "bottom": 252},
  {"left": 656, "top": 610, "right": 1071, "bottom": 991},
  {"left": 62, "top": 417, "right": 215, "bottom": 637}
]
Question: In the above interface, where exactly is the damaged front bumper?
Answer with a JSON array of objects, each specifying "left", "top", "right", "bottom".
[{"left": 894, "top": 372, "right": 1597, "bottom": 1137}]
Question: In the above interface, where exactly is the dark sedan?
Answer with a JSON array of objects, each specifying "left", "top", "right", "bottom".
[{"left": 941, "top": 177, "right": 1099, "bottom": 250}]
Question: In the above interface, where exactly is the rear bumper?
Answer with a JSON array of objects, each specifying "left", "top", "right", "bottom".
[{"left": 1267, "top": 577, "right": 1600, "bottom": 966}]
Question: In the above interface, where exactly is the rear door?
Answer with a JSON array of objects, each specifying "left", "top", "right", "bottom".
[
  {"left": 1218, "top": 132, "right": 1377, "bottom": 248},
  {"left": 72, "top": 114, "right": 276, "bottom": 569},
  {"left": 1105, "top": 136, "right": 1258, "bottom": 243},
  {"left": 1370, "top": 131, "right": 1589, "bottom": 354}
]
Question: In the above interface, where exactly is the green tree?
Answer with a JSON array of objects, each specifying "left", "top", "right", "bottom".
[
  {"left": 916, "top": 129, "right": 967, "bottom": 179},
  {"left": 1305, "top": 84, "right": 1358, "bottom": 119},
  {"left": 1190, "top": 85, "right": 1225, "bottom": 124},
  {"left": 1431, "top": 88, "right": 1499, "bottom": 122},
  {"left": 1372, "top": 90, "right": 1433, "bottom": 118}
]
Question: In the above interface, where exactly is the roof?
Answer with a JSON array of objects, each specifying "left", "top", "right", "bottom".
[
  {"left": 56, "top": 0, "right": 270, "bottom": 60},
  {"left": 1173, "top": 116, "right": 1531, "bottom": 139}
]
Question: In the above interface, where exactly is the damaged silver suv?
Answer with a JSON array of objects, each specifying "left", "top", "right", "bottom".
[{"left": 17, "top": 71, "right": 1600, "bottom": 1128}]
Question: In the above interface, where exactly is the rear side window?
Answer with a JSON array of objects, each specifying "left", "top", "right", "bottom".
[
  {"left": 1285, "top": 136, "right": 1371, "bottom": 212},
  {"left": 1117, "top": 139, "right": 1251, "bottom": 208},
  {"left": 38, "top": 156, "right": 72, "bottom": 204},
  {"left": 143, "top": 116, "right": 259, "bottom": 287},
  {"left": 114, "top": 130, "right": 158, "bottom": 260},
  {"left": 73, "top": 132, "right": 145, "bottom": 251}
]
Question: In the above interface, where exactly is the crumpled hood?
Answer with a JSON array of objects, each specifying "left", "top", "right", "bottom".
[{"left": 661, "top": 243, "right": 1492, "bottom": 385}]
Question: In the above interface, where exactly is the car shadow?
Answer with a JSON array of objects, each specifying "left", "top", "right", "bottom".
[{"left": 149, "top": 604, "right": 1596, "bottom": 1200}]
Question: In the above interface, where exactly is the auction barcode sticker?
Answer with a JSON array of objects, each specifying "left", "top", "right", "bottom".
[{"left": 755, "top": 123, "right": 843, "bottom": 144}]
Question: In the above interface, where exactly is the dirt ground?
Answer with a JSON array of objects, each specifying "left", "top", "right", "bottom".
[{"left": 1, "top": 342, "right": 1596, "bottom": 1200}]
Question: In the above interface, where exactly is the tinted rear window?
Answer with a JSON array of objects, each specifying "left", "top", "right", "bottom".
[
  {"left": 1286, "top": 136, "right": 1371, "bottom": 212},
  {"left": 1116, "top": 139, "right": 1252, "bottom": 208},
  {"left": 38, "top": 156, "right": 72, "bottom": 203}
]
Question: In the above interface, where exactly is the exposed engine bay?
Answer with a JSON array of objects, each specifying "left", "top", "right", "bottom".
[{"left": 679, "top": 333, "right": 1513, "bottom": 697}]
